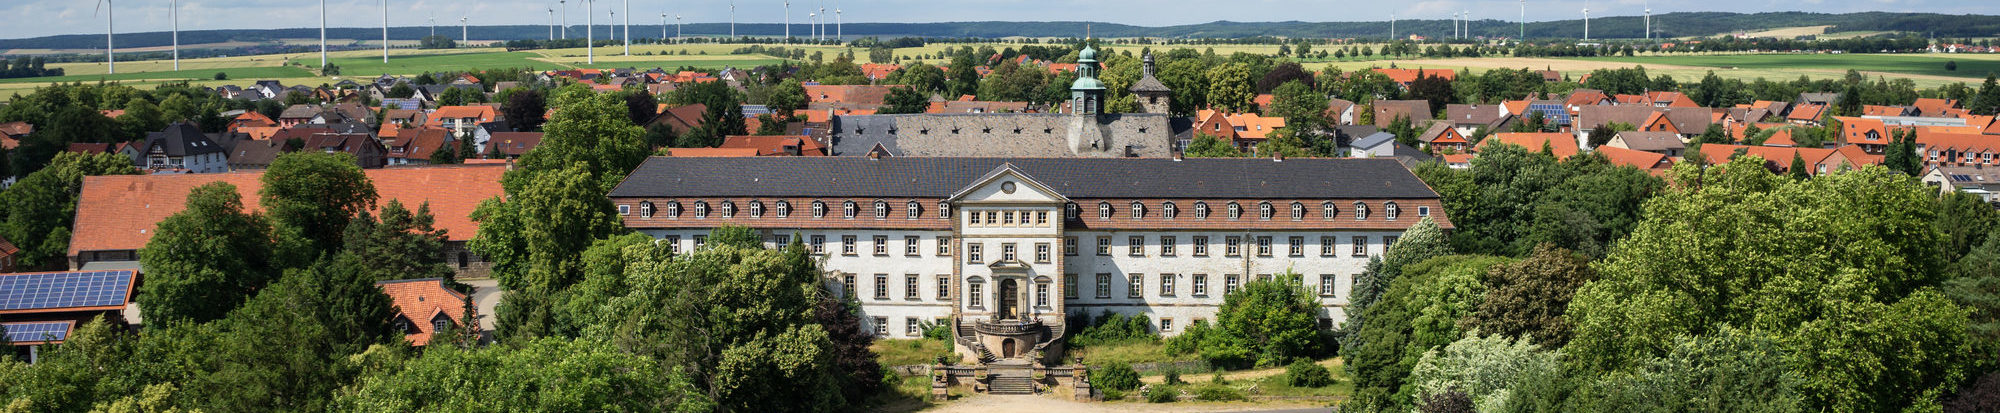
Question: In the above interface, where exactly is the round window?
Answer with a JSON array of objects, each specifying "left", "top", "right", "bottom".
[{"left": 1000, "top": 181, "right": 1017, "bottom": 194}]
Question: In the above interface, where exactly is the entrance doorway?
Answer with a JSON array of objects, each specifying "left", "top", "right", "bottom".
[
  {"left": 1001, "top": 338, "right": 1016, "bottom": 358},
  {"left": 998, "top": 279, "right": 1019, "bottom": 319}
]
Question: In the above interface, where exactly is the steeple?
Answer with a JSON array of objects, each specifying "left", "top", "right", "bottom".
[
  {"left": 1142, "top": 52, "right": 1155, "bottom": 77},
  {"left": 1129, "top": 52, "right": 1172, "bottom": 114},
  {"left": 1069, "top": 44, "right": 1105, "bottom": 115}
]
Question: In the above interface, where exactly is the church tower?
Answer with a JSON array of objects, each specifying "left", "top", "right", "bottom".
[
  {"left": 1129, "top": 52, "right": 1173, "bottom": 115},
  {"left": 1069, "top": 45, "right": 1106, "bottom": 115}
]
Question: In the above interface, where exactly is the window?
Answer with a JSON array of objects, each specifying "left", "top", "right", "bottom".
[
  {"left": 938, "top": 275, "right": 952, "bottom": 300},
  {"left": 905, "top": 236, "right": 921, "bottom": 256},
  {"left": 873, "top": 317, "right": 888, "bottom": 335},
  {"left": 1160, "top": 274, "right": 1175, "bottom": 296},
  {"left": 1035, "top": 243, "right": 1051, "bottom": 263},
  {"left": 967, "top": 243, "right": 983, "bottom": 263},
  {"left": 986, "top": 211, "right": 998, "bottom": 225},
  {"left": 842, "top": 274, "right": 855, "bottom": 299},
  {"left": 811, "top": 201, "right": 826, "bottom": 218},
  {"left": 1227, "top": 202, "right": 1242, "bottom": 219},
  {"left": 664, "top": 235, "right": 681, "bottom": 254},
  {"left": 874, "top": 201, "right": 888, "bottom": 219},
  {"left": 906, "top": 317, "right": 921, "bottom": 336},
  {"left": 694, "top": 201, "right": 709, "bottom": 218},
  {"left": 1257, "top": 236, "right": 1273, "bottom": 257},
  {"left": 1002, "top": 243, "right": 1017, "bottom": 261},
  {"left": 1128, "top": 274, "right": 1144, "bottom": 298},
  {"left": 693, "top": 235, "right": 707, "bottom": 249},
  {"left": 1323, "top": 202, "right": 1337, "bottom": 220},
  {"left": 1003, "top": 211, "right": 1015, "bottom": 225},
  {"left": 939, "top": 201, "right": 951, "bottom": 219},
  {"left": 776, "top": 200, "right": 791, "bottom": 217},
  {"left": 1096, "top": 236, "right": 1112, "bottom": 256},
  {"left": 842, "top": 235, "right": 858, "bottom": 256},
  {"left": 1319, "top": 274, "right": 1336, "bottom": 296},
  {"left": 1290, "top": 202, "right": 1304, "bottom": 220},
  {"left": 968, "top": 281, "right": 984, "bottom": 308},
  {"left": 719, "top": 201, "right": 735, "bottom": 217},
  {"left": 1321, "top": 236, "right": 1336, "bottom": 256},
  {"left": 1064, "top": 274, "right": 1079, "bottom": 299},
  {"left": 1258, "top": 202, "right": 1273, "bottom": 220},
  {"left": 971, "top": 210, "right": 983, "bottom": 224},
  {"left": 1386, "top": 202, "right": 1401, "bottom": 220},
  {"left": 810, "top": 235, "right": 826, "bottom": 254},
  {"left": 1352, "top": 236, "right": 1368, "bottom": 257},
  {"left": 1163, "top": 202, "right": 1178, "bottom": 219},
  {"left": 1193, "top": 236, "right": 1209, "bottom": 256},
  {"left": 874, "top": 274, "right": 889, "bottom": 300},
  {"left": 1289, "top": 236, "right": 1305, "bottom": 257},
  {"left": 749, "top": 201, "right": 763, "bottom": 217},
  {"left": 619, "top": 204, "right": 630, "bottom": 215},
  {"left": 906, "top": 201, "right": 921, "bottom": 219},
  {"left": 1193, "top": 274, "right": 1209, "bottom": 296},
  {"left": 843, "top": 201, "right": 857, "bottom": 219},
  {"left": 905, "top": 274, "right": 920, "bottom": 300},
  {"left": 873, "top": 235, "right": 889, "bottom": 256},
  {"left": 1354, "top": 202, "right": 1369, "bottom": 220},
  {"left": 434, "top": 317, "right": 451, "bottom": 332},
  {"left": 1130, "top": 202, "right": 1145, "bottom": 220},
  {"left": 1160, "top": 318, "right": 1174, "bottom": 333},
  {"left": 1128, "top": 236, "right": 1145, "bottom": 256},
  {"left": 1161, "top": 236, "right": 1177, "bottom": 256},
  {"left": 1064, "top": 237, "right": 1078, "bottom": 256},
  {"left": 1225, "top": 236, "right": 1242, "bottom": 257},
  {"left": 668, "top": 201, "right": 682, "bottom": 217},
  {"left": 1419, "top": 206, "right": 1430, "bottom": 217},
  {"left": 1225, "top": 274, "right": 1241, "bottom": 294},
  {"left": 1036, "top": 211, "right": 1049, "bottom": 225},
  {"left": 1095, "top": 274, "right": 1112, "bottom": 298},
  {"left": 938, "top": 236, "right": 952, "bottom": 256},
  {"left": 1195, "top": 202, "right": 1211, "bottom": 220},
  {"left": 774, "top": 234, "right": 791, "bottom": 247},
  {"left": 1385, "top": 235, "right": 1399, "bottom": 248},
  {"left": 638, "top": 201, "right": 654, "bottom": 217},
  {"left": 1098, "top": 202, "right": 1112, "bottom": 219},
  {"left": 1036, "top": 282, "right": 1050, "bottom": 307},
  {"left": 1066, "top": 202, "right": 1079, "bottom": 219}
]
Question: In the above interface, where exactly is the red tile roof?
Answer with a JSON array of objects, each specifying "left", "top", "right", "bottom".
[
  {"left": 386, "top": 127, "right": 452, "bottom": 161},
  {"left": 376, "top": 278, "right": 470, "bottom": 346},
  {"left": 719, "top": 135, "right": 826, "bottom": 156},
  {"left": 666, "top": 147, "right": 760, "bottom": 157},
  {"left": 1913, "top": 98, "right": 1959, "bottom": 117},
  {"left": 1373, "top": 68, "right": 1456, "bottom": 84},
  {"left": 425, "top": 106, "right": 497, "bottom": 128},
  {"left": 70, "top": 165, "right": 506, "bottom": 256},
  {"left": 230, "top": 111, "right": 278, "bottom": 132},
  {"left": 802, "top": 84, "right": 902, "bottom": 107},
  {"left": 1482, "top": 132, "right": 1580, "bottom": 158},
  {"left": 1788, "top": 103, "right": 1827, "bottom": 122},
  {"left": 1696, "top": 144, "right": 1835, "bottom": 174},
  {"left": 1595, "top": 146, "right": 1673, "bottom": 172}
]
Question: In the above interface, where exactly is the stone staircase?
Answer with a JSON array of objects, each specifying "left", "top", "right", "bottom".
[{"left": 989, "top": 375, "right": 1037, "bottom": 395}]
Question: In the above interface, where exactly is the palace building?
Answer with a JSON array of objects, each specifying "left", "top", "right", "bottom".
[{"left": 607, "top": 155, "right": 1450, "bottom": 366}]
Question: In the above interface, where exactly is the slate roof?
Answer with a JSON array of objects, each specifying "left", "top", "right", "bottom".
[
  {"left": 485, "top": 132, "right": 543, "bottom": 157},
  {"left": 828, "top": 113, "right": 1175, "bottom": 158},
  {"left": 1613, "top": 131, "right": 1686, "bottom": 152},
  {"left": 141, "top": 123, "right": 225, "bottom": 157},
  {"left": 609, "top": 157, "right": 1440, "bottom": 200}
]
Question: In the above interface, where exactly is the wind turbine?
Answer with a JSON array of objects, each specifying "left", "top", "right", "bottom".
[
  {"left": 609, "top": 8, "right": 616, "bottom": 43},
  {"left": 461, "top": 17, "right": 468, "bottom": 45},
  {"left": 587, "top": 0, "right": 595, "bottom": 63},
  {"left": 622, "top": 0, "right": 629, "bottom": 56},
  {"left": 381, "top": 0, "right": 389, "bottom": 63},
  {"left": 1582, "top": 1, "right": 1591, "bottom": 41},
  {"left": 560, "top": 0, "right": 568, "bottom": 39},
  {"left": 96, "top": 0, "right": 113, "bottom": 74},
  {"left": 548, "top": 8, "right": 555, "bottom": 40},
  {"left": 808, "top": 13, "right": 817, "bottom": 42},
  {"left": 676, "top": 15, "right": 683, "bottom": 43},
  {"left": 1463, "top": 10, "right": 1470, "bottom": 38},
  {"left": 661, "top": 13, "right": 667, "bottom": 41},
  {"left": 319, "top": 0, "right": 327, "bottom": 69},
  {"left": 1645, "top": 0, "right": 1653, "bottom": 40},
  {"left": 730, "top": 0, "right": 736, "bottom": 39},
  {"left": 784, "top": 1, "right": 791, "bottom": 42},
  {"left": 170, "top": 0, "right": 178, "bottom": 70},
  {"left": 429, "top": 15, "right": 436, "bottom": 38},
  {"left": 1389, "top": 13, "right": 1395, "bottom": 40},
  {"left": 835, "top": 8, "right": 841, "bottom": 41},
  {"left": 817, "top": 6, "right": 826, "bottom": 42},
  {"left": 1519, "top": 0, "right": 1526, "bottom": 39}
]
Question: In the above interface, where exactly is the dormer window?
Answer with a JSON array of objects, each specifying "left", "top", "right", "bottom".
[
  {"left": 776, "top": 201, "right": 791, "bottom": 217},
  {"left": 1130, "top": 202, "right": 1145, "bottom": 220},
  {"left": 720, "top": 201, "right": 736, "bottom": 218},
  {"left": 843, "top": 201, "right": 858, "bottom": 219},
  {"left": 907, "top": 201, "right": 922, "bottom": 219},
  {"left": 1098, "top": 202, "right": 1112, "bottom": 219},
  {"left": 694, "top": 201, "right": 709, "bottom": 218},
  {"left": 1162, "top": 202, "right": 1178, "bottom": 220},
  {"left": 1419, "top": 206, "right": 1431, "bottom": 217},
  {"left": 749, "top": 201, "right": 764, "bottom": 218},
  {"left": 939, "top": 201, "right": 951, "bottom": 219},
  {"left": 1258, "top": 202, "right": 1274, "bottom": 220},
  {"left": 1195, "top": 202, "right": 1210, "bottom": 220},
  {"left": 1290, "top": 202, "right": 1304, "bottom": 220},
  {"left": 432, "top": 316, "right": 450, "bottom": 333},
  {"left": 1386, "top": 202, "right": 1401, "bottom": 220},
  {"left": 639, "top": 201, "right": 655, "bottom": 218},
  {"left": 667, "top": 201, "right": 682, "bottom": 218},
  {"left": 1322, "top": 202, "right": 1337, "bottom": 220},
  {"left": 812, "top": 201, "right": 827, "bottom": 218},
  {"left": 1227, "top": 202, "right": 1242, "bottom": 220},
  {"left": 1354, "top": 202, "right": 1370, "bottom": 220},
  {"left": 1066, "top": 202, "right": 1079, "bottom": 219},
  {"left": 874, "top": 201, "right": 888, "bottom": 219}
]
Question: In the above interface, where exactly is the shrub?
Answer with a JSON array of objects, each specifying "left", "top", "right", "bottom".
[
  {"left": 1099, "top": 389, "right": 1126, "bottom": 400},
  {"left": 1161, "top": 365, "right": 1185, "bottom": 385},
  {"left": 1418, "top": 388, "right": 1475, "bottom": 413},
  {"left": 1195, "top": 385, "right": 1247, "bottom": 401},
  {"left": 1070, "top": 311, "right": 1157, "bottom": 346},
  {"left": 1286, "top": 360, "right": 1335, "bottom": 388},
  {"left": 1144, "top": 385, "right": 1180, "bottom": 403},
  {"left": 1093, "top": 362, "right": 1142, "bottom": 391},
  {"left": 1212, "top": 371, "right": 1229, "bottom": 384},
  {"left": 213, "top": 72, "right": 228, "bottom": 80}
]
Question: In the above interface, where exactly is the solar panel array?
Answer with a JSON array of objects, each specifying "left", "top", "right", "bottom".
[
  {"left": 0, "top": 270, "right": 135, "bottom": 312},
  {"left": 1, "top": 321, "right": 72, "bottom": 343}
]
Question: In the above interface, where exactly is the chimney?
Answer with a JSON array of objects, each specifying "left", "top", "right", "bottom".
[
  {"left": 1273, "top": 152, "right": 1285, "bottom": 162},
  {"left": 504, "top": 158, "right": 515, "bottom": 171},
  {"left": 1173, "top": 151, "right": 1183, "bottom": 161},
  {"left": 866, "top": 150, "right": 881, "bottom": 160}
]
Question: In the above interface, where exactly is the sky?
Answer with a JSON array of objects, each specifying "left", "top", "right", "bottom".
[{"left": 3, "top": 0, "right": 1996, "bottom": 40}]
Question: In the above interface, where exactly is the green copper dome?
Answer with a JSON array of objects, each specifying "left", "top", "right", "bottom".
[
  {"left": 1077, "top": 45, "right": 1097, "bottom": 62},
  {"left": 1070, "top": 76, "right": 1104, "bottom": 90}
]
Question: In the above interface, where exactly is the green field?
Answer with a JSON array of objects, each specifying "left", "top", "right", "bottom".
[
  {"left": 1575, "top": 53, "right": 2000, "bottom": 79},
  {"left": 0, "top": 65, "right": 314, "bottom": 85}
]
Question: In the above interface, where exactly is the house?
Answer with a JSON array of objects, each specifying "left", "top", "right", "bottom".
[
  {"left": 139, "top": 123, "right": 228, "bottom": 173},
  {"left": 1915, "top": 132, "right": 2000, "bottom": 168},
  {"left": 1219, "top": 112, "right": 1286, "bottom": 152},
  {"left": 1922, "top": 166, "right": 2000, "bottom": 202},
  {"left": 1327, "top": 99, "right": 1357, "bottom": 126},
  {"left": 1595, "top": 146, "right": 1674, "bottom": 174},
  {"left": 1913, "top": 98, "right": 1961, "bottom": 118},
  {"left": 802, "top": 84, "right": 901, "bottom": 108},
  {"left": 1643, "top": 91, "right": 1699, "bottom": 108},
  {"left": 69, "top": 165, "right": 507, "bottom": 274},
  {"left": 1443, "top": 104, "right": 1508, "bottom": 137},
  {"left": 0, "top": 236, "right": 16, "bottom": 272},
  {"left": 230, "top": 111, "right": 278, "bottom": 131},
  {"left": 719, "top": 135, "right": 827, "bottom": 156},
  {"left": 1440, "top": 153, "right": 1474, "bottom": 169},
  {"left": 1694, "top": 144, "right": 1841, "bottom": 175},
  {"left": 384, "top": 127, "right": 454, "bottom": 166},
  {"left": 1524, "top": 100, "right": 1571, "bottom": 128},
  {"left": 928, "top": 100, "right": 1033, "bottom": 114},
  {"left": 1863, "top": 105, "right": 1912, "bottom": 117},
  {"left": 383, "top": 109, "right": 427, "bottom": 128},
  {"left": 377, "top": 278, "right": 476, "bottom": 346},
  {"left": 1373, "top": 68, "right": 1456, "bottom": 88},
  {"left": 1416, "top": 122, "right": 1470, "bottom": 153},
  {"left": 1836, "top": 117, "right": 1891, "bottom": 153},
  {"left": 484, "top": 132, "right": 543, "bottom": 159},
  {"left": 1566, "top": 89, "right": 1612, "bottom": 110},
  {"left": 1788, "top": 103, "right": 1828, "bottom": 126},
  {"left": 2, "top": 269, "right": 140, "bottom": 360},
  {"left": 1480, "top": 132, "right": 1580, "bottom": 158},
  {"left": 277, "top": 105, "right": 323, "bottom": 127},
  {"left": 0, "top": 121, "right": 31, "bottom": 149},
  {"left": 1189, "top": 110, "right": 1237, "bottom": 140},
  {"left": 1797, "top": 92, "right": 1839, "bottom": 107},
  {"left": 1373, "top": 100, "right": 1433, "bottom": 128},
  {"left": 648, "top": 103, "right": 710, "bottom": 135},
  {"left": 227, "top": 139, "right": 288, "bottom": 170},
  {"left": 300, "top": 132, "right": 389, "bottom": 169},
  {"left": 1605, "top": 131, "right": 1686, "bottom": 158},
  {"left": 666, "top": 147, "right": 761, "bottom": 157},
  {"left": 253, "top": 80, "right": 286, "bottom": 99},
  {"left": 427, "top": 106, "right": 499, "bottom": 138}
]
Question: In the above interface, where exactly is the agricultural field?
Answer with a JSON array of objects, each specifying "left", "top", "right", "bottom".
[{"left": 1576, "top": 53, "right": 2000, "bottom": 79}]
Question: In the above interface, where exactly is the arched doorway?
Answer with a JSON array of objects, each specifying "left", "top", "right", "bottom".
[
  {"left": 998, "top": 279, "right": 1019, "bottom": 319},
  {"left": 1001, "top": 338, "right": 1016, "bottom": 358}
]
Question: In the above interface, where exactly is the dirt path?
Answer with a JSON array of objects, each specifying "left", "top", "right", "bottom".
[
  {"left": 1139, "top": 359, "right": 1344, "bottom": 385},
  {"left": 919, "top": 394, "right": 1328, "bottom": 413}
]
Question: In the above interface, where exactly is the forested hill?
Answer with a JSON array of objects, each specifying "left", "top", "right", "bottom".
[{"left": 3, "top": 11, "right": 1996, "bottom": 50}]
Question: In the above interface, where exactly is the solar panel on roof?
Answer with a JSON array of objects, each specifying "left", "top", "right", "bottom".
[
  {"left": 0, "top": 270, "right": 135, "bottom": 312},
  {"left": 1, "top": 321, "right": 72, "bottom": 343}
]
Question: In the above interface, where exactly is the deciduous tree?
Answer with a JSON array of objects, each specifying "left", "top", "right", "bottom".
[{"left": 138, "top": 182, "right": 276, "bottom": 324}]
